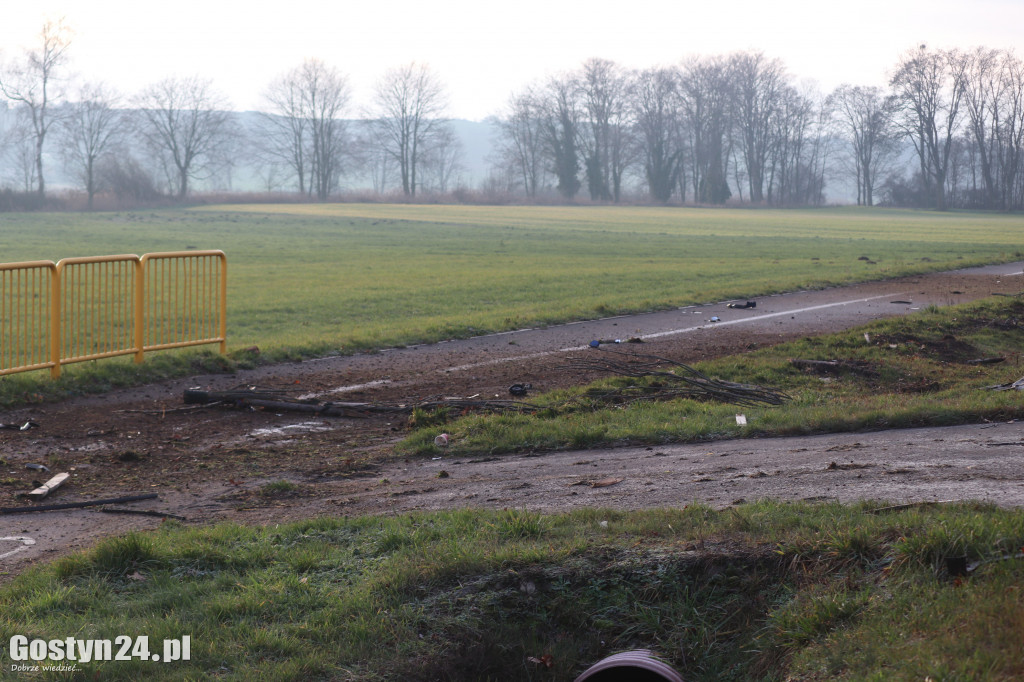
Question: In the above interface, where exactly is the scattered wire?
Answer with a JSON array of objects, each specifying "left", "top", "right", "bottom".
[{"left": 562, "top": 348, "right": 790, "bottom": 407}]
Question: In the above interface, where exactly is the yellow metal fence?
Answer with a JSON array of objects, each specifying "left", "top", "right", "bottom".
[{"left": 1, "top": 251, "right": 226, "bottom": 378}]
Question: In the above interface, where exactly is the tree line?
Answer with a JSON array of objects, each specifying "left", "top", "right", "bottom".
[
  {"left": 3, "top": 19, "right": 1024, "bottom": 211},
  {"left": 491, "top": 47, "right": 1024, "bottom": 211},
  {"left": 0, "top": 20, "right": 458, "bottom": 209}
]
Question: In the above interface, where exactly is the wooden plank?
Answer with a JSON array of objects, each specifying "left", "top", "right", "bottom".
[{"left": 25, "top": 472, "right": 70, "bottom": 500}]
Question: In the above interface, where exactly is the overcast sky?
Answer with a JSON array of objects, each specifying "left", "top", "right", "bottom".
[{"left": 2, "top": 0, "right": 1022, "bottom": 121}]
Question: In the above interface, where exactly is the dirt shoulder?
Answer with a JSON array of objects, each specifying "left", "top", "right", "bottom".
[{"left": 2, "top": 263, "right": 1023, "bottom": 576}]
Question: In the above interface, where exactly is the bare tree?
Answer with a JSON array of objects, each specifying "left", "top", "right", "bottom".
[
  {"left": 955, "top": 47, "right": 1024, "bottom": 210},
  {"left": 97, "top": 152, "right": 160, "bottom": 204},
  {"left": 926, "top": 48, "right": 1024, "bottom": 210},
  {"left": 0, "top": 103, "right": 19, "bottom": 187},
  {"left": 260, "top": 67, "right": 311, "bottom": 195},
  {"left": 372, "top": 63, "right": 449, "bottom": 197},
  {"left": 630, "top": 66, "right": 685, "bottom": 203},
  {"left": 305, "top": 60, "right": 352, "bottom": 200},
  {"left": 7, "top": 114, "right": 38, "bottom": 192},
  {"left": 731, "top": 52, "right": 787, "bottom": 203},
  {"left": 59, "top": 82, "right": 122, "bottom": 208},
  {"left": 680, "top": 55, "right": 733, "bottom": 204},
  {"left": 360, "top": 132, "right": 397, "bottom": 194},
  {"left": 537, "top": 74, "right": 583, "bottom": 199},
  {"left": 890, "top": 46, "right": 968, "bottom": 210},
  {"left": 0, "top": 18, "right": 72, "bottom": 200},
  {"left": 134, "top": 76, "right": 231, "bottom": 199},
  {"left": 959, "top": 47, "right": 1002, "bottom": 207},
  {"left": 993, "top": 52, "right": 1024, "bottom": 209},
  {"left": 827, "top": 84, "right": 898, "bottom": 206},
  {"left": 578, "top": 58, "right": 633, "bottom": 202},
  {"left": 420, "top": 125, "right": 465, "bottom": 193},
  {"left": 262, "top": 59, "right": 352, "bottom": 200},
  {"left": 492, "top": 89, "right": 546, "bottom": 197}
]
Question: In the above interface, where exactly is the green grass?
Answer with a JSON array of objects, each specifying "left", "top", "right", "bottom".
[
  {"left": 1, "top": 502, "right": 1022, "bottom": 680},
  {"left": 3, "top": 203, "right": 1022, "bottom": 406},
  {"left": 398, "top": 296, "right": 1024, "bottom": 456},
  {"left": 258, "top": 480, "right": 299, "bottom": 496},
  {"left": 1, "top": 204, "right": 1021, "bottom": 356}
]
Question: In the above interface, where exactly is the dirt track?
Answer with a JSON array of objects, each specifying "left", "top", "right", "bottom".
[{"left": 2, "top": 263, "right": 1023, "bottom": 575}]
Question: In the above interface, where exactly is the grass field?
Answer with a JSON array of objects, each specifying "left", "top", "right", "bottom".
[{"left": 2, "top": 205, "right": 1022, "bottom": 360}]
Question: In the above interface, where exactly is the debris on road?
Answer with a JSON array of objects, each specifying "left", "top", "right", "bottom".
[
  {"left": 985, "top": 376, "right": 1024, "bottom": 391},
  {"left": 509, "top": 383, "right": 532, "bottom": 396},
  {"left": 24, "top": 463, "right": 50, "bottom": 473},
  {"left": 966, "top": 550, "right": 1024, "bottom": 574},
  {"left": 0, "top": 421, "right": 38, "bottom": 431},
  {"left": 727, "top": 301, "right": 757, "bottom": 309},
  {"left": 24, "top": 472, "right": 69, "bottom": 500},
  {"left": 590, "top": 338, "right": 643, "bottom": 347},
  {"left": 968, "top": 356, "right": 1005, "bottom": 365},
  {"left": 867, "top": 500, "right": 947, "bottom": 514}
]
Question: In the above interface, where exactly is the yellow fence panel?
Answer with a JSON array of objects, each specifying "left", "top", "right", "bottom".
[
  {"left": 56, "top": 255, "right": 140, "bottom": 367},
  {"left": 140, "top": 251, "right": 227, "bottom": 355},
  {"left": 0, "top": 250, "right": 226, "bottom": 378},
  {"left": 0, "top": 260, "right": 58, "bottom": 377}
]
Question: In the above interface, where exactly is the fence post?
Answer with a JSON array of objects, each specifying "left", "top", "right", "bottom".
[
  {"left": 50, "top": 262, "right": 62, "bottom": 379},
  {"left": 219, "top": 253, "right": 228, "bottom": 354},
  {"left": 134, "top": 257, "right": 145, "bottom": 364}
]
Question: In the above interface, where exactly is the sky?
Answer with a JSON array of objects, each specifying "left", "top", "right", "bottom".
[{"left": 2, "top": 0, "right": 1022, "bottom": 121}]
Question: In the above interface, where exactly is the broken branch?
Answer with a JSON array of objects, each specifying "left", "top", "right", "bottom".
[
  {"left": 183, "top": 389, "right": 538, "bottom": 417},
  {"left": 0, "top": 493, "right": 159, "bottom": 515},
  {"left": 99, "top": 507, "right": 186, "bottom": 521}
]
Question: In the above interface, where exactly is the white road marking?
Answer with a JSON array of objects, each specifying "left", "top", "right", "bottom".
[
  {"left": 640, "top": 292, "right": 899, "bottom": 339},
  {"left": 441, "top": 292, "right": 900, "bottom": 374}
]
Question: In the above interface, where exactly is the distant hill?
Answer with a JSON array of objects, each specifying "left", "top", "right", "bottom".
[{"left": 450, "top": 119, "right": 498, "bottom": 185}]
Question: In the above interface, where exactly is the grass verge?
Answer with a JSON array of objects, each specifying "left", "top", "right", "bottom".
[
  {"left": 398, "top": 296, "right": 1024, "bottom": 457},
  {"left": 0, "top": 347, "right": 242, "bottom": 409},
  {"left": 1, "top": 502, "right": 1022, "bottom": 680}
]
